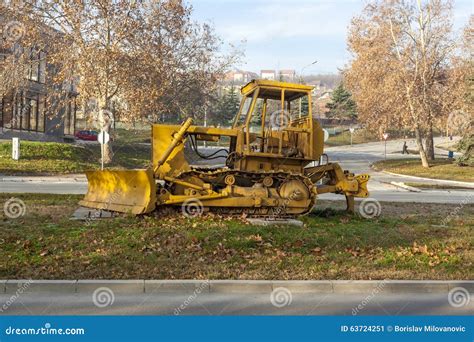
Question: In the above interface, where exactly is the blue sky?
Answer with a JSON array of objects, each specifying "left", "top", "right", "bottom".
[{"left": 191, "top": 0, "right": 473, "bottom": 74}]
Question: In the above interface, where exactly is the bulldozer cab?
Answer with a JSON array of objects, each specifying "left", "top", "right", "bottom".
[{"left": 230, "top": 80, "right": 324, "bottom": 172}]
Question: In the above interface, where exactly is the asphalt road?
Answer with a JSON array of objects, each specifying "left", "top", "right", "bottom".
[
  {"left": 0, "top": 292, "right": 471, "bottom": 316},
  {"left": 1, "top": 137, "right": 472, "bottom": 204}
]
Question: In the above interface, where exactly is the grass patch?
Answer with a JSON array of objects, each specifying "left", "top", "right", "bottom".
[
  {"left": 113, "top": 128, "right": 150, "bottom": 144},
  {"left": 0, "top": 139, "right": 150, "bottom": 175},
  {"left": 0, "top": 194, "right": 472, "bottom": 280},
  {"left": 373, "top": 158, "right": 474, "bottom": 182},
  {"left": 0, "top": 142, "right": 97, "bottom": 174},
  {"left": 325, "top": 129, "right": 379, "bottom": 147}
]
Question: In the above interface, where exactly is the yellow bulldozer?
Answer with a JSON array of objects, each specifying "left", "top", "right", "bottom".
[{"left": 80, "top": 80, "right": 369, "bottom": 218}]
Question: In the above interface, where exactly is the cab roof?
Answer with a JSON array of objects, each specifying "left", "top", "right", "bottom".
[{"left": 240, "top": 79, "right": 314, "bottom": 101}]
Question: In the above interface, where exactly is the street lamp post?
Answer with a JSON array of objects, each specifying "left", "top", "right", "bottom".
[{"left": 299, "top": 60, "right": 318, "bottom": 82}]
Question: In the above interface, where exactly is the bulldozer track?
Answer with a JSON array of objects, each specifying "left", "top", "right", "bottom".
[{"left": 168, "top": 167, "right": 318, "bottom": 218}]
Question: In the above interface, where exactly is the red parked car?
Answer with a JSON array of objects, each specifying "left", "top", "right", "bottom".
[{"left": 75, "top": 130, "right": 99, "bottom": 141}]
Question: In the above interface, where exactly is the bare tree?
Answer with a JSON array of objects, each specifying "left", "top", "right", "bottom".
[
  {"left": 2, "top": 0, "right": 241, "bottom": 163},
  {"left": 346, "top": 0, "right": 458, "bottom": 167}
]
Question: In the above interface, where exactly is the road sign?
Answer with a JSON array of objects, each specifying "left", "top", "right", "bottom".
[
  {"left": 12, "top": 137, "right": 19, "bottom": 160},
  {"left": 323, "top": 129, "right": 329, "bottom": 142},
  {"left": 98, "top": 130, "right": 110, "bottom": 145},
  {"left": 382, "top": 133, "right": 389, "bottom": 160}
]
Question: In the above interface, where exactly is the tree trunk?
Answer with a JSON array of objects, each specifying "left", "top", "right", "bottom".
[
  {"left": 425, "top": 124, "right": 435, "bottom": 161},
  {"left": 99, "top": 102, "right": 114, "bottom": 165},
  {"left": 102, "top": 139, "right": 113, "bottom": 165},
  {"left": 415, "top": 127, "right": 430, "bottom": 168}
]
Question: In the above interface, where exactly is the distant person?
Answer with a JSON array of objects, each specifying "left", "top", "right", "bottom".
[{"left": 402, "top": 141, "right": 409, "bottom": 154}]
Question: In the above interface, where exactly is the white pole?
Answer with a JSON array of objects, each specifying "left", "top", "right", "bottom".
[
  {"left": 204, "top": 106, "right": 207, "bottom": 148},
  {"left": 101, "top": 132, "right": 104, "bottom": 171},
  {"left": 12, "top": 137, "right": 20, "bottom": 160}
]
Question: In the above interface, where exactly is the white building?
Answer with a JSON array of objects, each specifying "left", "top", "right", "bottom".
[{"left": 260, "top": 70, "right": 276, "bottom": 80}]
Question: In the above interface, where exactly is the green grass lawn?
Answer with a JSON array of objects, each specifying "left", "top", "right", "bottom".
[
  {"left": 113, "top": 128, "right": 151, "bottom": 144},
  {"left": 325, "top": 130, "right": 379, "bottom": 147},
  {"left": 0, "top": 194, "right": 472, "bottom": 280},
  {"left": 0, "top": 139, "right": 150, "bottom": 175},
  {"left": 373, "top": 158, "right": 474, "bottom": 182}
]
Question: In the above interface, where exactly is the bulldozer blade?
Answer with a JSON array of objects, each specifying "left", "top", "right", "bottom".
[{"left": 79, "top": 169, "right": 156, "bottom": 215}]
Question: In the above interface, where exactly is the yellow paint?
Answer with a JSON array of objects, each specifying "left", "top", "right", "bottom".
[
  {"left": 80, "top": 79, "right": 370, "bottom": 216},
  {"left": 80, "top": 169, "right": 156, "bottom": 214}
]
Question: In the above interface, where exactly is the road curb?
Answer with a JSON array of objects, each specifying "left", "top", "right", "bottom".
[
  {"left": 145, "top": 280, "right": 210, "bottom": 294},
  {"left": 76, "top": 280, "right": 144, "bottom": 294},
  {"left": 390, "top": 181, "right": 422, "bottom": 192},
  {"left": 0, "top": 280, "right": 472, "bottom": 295},
  {"left": 271, "top": 281, "right": 333, "bottom": 293},
  {"left": 210, "top": 280, "right": 273, "bottom": 293},
  {"left": 0, "top": 176, "right": 86, "bottom": 183},
  {"left": 5, "top": 280, "right": 76, "bottom": 294},
  {"left": 379, "top": 170, "right": 474, "bottom": 188},
  {"left": 331, "top": 280, "right": 389, "bottom": 294},
  {"left": 385, "top": 280, "right": 450, "bottom": 293}
]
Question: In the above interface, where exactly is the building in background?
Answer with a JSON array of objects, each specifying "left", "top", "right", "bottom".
[
  {"left": 0, "top": 53, "right": 78, "bottom": 141},
  {"left": 0, "top": 15, "right": 78, "bottom": 142},
  {"left": 260, "top": 70, "right": 276, "bottom": 80},
  {"left": 224, "top": 70, "right": 259, "bottom": 85},
  {"left": 278, "top": 69, "right": 295, "bottom": 81}
]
